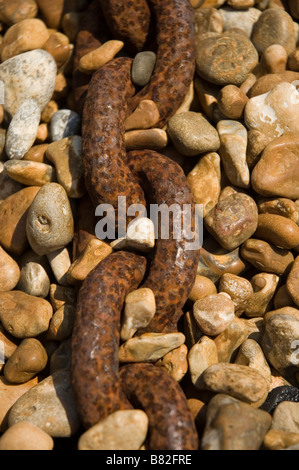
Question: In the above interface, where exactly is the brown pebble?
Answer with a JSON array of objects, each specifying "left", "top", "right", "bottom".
[
  {"left": 0, "top": 421, "right": 54, "bottom": 450},
  {"left": 125, "top": 129, "right": 168, "bottom": 151},
  {"left": 0, "top": 0, "right": 38, "bottom": 25},
  {"left": 0, "top": 245, "right": 20, "bottom": 292},
  {"left": 241, "top": 238, "right": 294, "bottom": 275},
  {"left": 4, "top": 338, "right": 48, "bottom": 384},
  {"left": 273, "top": 284, "right": 296, "bottom": 310},
  {"left": 79, "top": 40, "right": 124, "bottom": 74},
  {"left": 257, "top": 197, "right": 298, "bottom": 224},
  {"left": 254, "top": 213, "right": 299, "bottom": 249},
  {"left": 4, "top": 160, "right": 56, "bottom": 187},
  {"left": 218, "top": 273, "right": 253, "bottom": 316},
  {"left": 286, "top": 255, "right": 299, "bottom": 307},
  {"left": 264, "top": 429, "right": 299, "bottom": 450},
  {"left": 42, "top": 31, "right": 70, "bottom": 69},
  {"left": 41, "top": 101, "right": 59, "bottom": 124},
  {"left": 217, "top": 85, "right": 248, "bottom": 120},
  {"left": 188, "top": 275, "right": 217, "bottom": 302},
  {"left": 124, "top": 100, "right": 160, "bottom": 131},
  {"left": 23, "top": 144, "right": 50, "bottom": 163}
]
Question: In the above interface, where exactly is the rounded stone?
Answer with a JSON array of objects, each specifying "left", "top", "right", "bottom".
[
  {"left": 4, "top": 160, "right": 56, "bottom": 187},
  {"left": 251, "top": 8, "right": 297, "bottom": 56},
  {"left": 254, "top": 213, "right": 299, "bottom": 250},
  {"left": 188, "top": 274, "right": 217, "bottom": 302},
  {"left": 17, "top": 262, "right": 50, "bottom": 298},
  {"left": 241, "top": 239, "right": 294, "bottom": 275},
  {"left": 218, "top": 273, "right": 253, "bottom": 316},
  {"left": 0, "top": 245, "right": 20, "bottom": 292},
  {"left": 193, "top": 293, "right": 235, "bottom": 336},
  {"left": 26, "top": 182, "right": 74, "bottom": 256},
  {"left": 167, "top": 111, "right": 220, "bottom": 156},
  {"left": 0, "top": 421, "right": 54, "bottom": 450},
  {"left": 131, "top": 51, "right": 157, "bottom": 87},
  {"left": 0, "top": 0, "right": 38, "bottom": 25},
  {"left": 4, "top": 338, "right": 48, "bottom": 384},
  {"left": 0, "top": 49, "right": 57, "bottom": 117},
  {"left": 50, "top": 109, "right": 81, "bottom": 142},
  {"left": 195, "top": 31, "right": 258, "bottom": 86},
  {"left": 251, "top": 134, "right": 299, "bottom": 200}
]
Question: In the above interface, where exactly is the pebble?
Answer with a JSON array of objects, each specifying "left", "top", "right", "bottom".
[
  {"left": 288, "top": 48, "right": 299, "bottom": 72},
  {"left": 46, "top": 136, "right": 85, "bottom": 198},
  {"left": 120, "top": 288, "right": 156, "bottom": 342},
  {"left": 79, "top": 40, "right": 124, "bottom": 74},
  {"left": 118, "top": 332, "right": 185, "bottom": 363},
  {"left": 47, "top": 303, "right": 76, "bottom": 341},
  {"left": 220, "top": 7, "right": 261, "bottom": 37},
  {"left": 47, "top": 246, "right": 72, "bottom": 286},
  {"left": 23, "top": 143, "right": 49, "bottom": 163},
  {"left": 244, "top": 83, "right": 299, "bottom": 141},
  {"left": 0, "top": 323, "right": 18, "bottom": 361},
  {"left": 168, "top": 111, "right": 220, "bottom": 157},
  {"left": 188, "top": 336, "right": 218, "bottom": 387},
  {"left": 0, "top": 49, "right": 57, "bottom": 117},
  {"left": 199, "top": 363, "right": 269, "bottom": 407},
  {"left": 217, "top": 120, "right": 249, "bottom": 188},
  {"left": 213, "top": 317, "right": 249, "bottom": 363},
  {"left": 0, "top": 0, "right": 38, "bottom": 25},
  {"left": 263, "top": 429, "right": 299, "bottom": 451},
  {"left": 0, "top": 186, "right": 40, "bottom": 256},
  {"left": 251, "top": 8, "right": 297, "bottom": 56},
  {"left": 274, "top": 284, "right": 296, "bottom": 310},
  {"left": 194, "top": 76, "right": 218, "bottom": 121},
  {"left": 42, "top": 31, "right": 70, "bottom": 69},
  {"left": 0, "top": 421, "right": 54, "bottom": 450},
  {"left": 218, "top": 273, "right": 253, "bottom": 316},
  {"left": 197, "top": 245, "right": 247, "bottom": 282},
  {"left": 78, "top": 409, "right": 148, "bottom": 451},
  {"left": 0, "top": 245, "right": 20, "bottom": 292},
  {"left": 131, "top": 51, "right": 157, "bottom": 87},
  {"left": 201, "top": 393, "right": 272, "bottom": 450},
  {"left": 49, "top": 284, "right": 76, "bottom": 312},
  {"left": 183, "top": 310, "right": 204, "bottom": 349},
  {"left": 271, "top": 402, "right": 299, "bottom": 434},
  {"left": 123, "top": 217, "right": 155, "bottom": 252},
  {"left": 243, "top": 272, "right": 279, "bottom": 318},
  {"left": 241, "top": 239, "right": 294, "bottom": 275},
  {"left": 4, "top": 338, "right": 48, "bottom": 384},
  {"left": 187, "top": 152, "right": 221, "bottom": 218},
  {"left": 26, "top": 182, "right": 74, "bottom": 256},
  {"left": 194, "top": 7, "right": 223, "bottom": 37},
  {"left": 4, "top": 160, "right": 56, "bottom": 186},
  {"left": 193, "top": 293, "right": 235, "bottom": 336},
  {"left": 204, "top": 191, "right": 258, "bottom": 250},
  {"left": 5, "top": 99, "right": 41, "bottom": 160},
  {"left": 235, "top": 338, "right": 272, "bottom": 384},
  {"left": 251, "top": 133, "right": 299, "bottom": 200},
  {"left": 217, "top": 85, "right": 248, "bottom": 120},
  {"left": 254, "top": 213, "right": 299, "bottom": 249},
  {"left": 1, "top": 18, "right": 50, "bottom": 62},
  {"left": 249, "top": 71, "right": 299, "bottom": 98},
  {"left": 258, "top": 197, "right": 299, "bottom": 224},
  {"left": 125, "top": 128, "right": 168, "bottom": 151},
  {"left": 261, "top": 385, "right": 299, "bottom": 415},
  {"left": 36, "top": 0, "right": 66, "bottom": 29},
  {"left": 50, "top": 109, "right": 81, "bottom": 142},
  {"left": 0, "top": 376, "right": 38, "bottom": 432},
  {"left": 262, "top": 307, "right": 299, "bottom": 381},
  {"left": 17, "top": 261, "right": 50, "bottom": 298},
  {"left": 188, "top": 274, "right": 217, "bottom": 303},
  {"left": 158, "top": 344, "right": 188, "bottom": 383},
  {"left": 195, "top": 32, "right": 258, "bottom": 86},
  {"left": 124, "top": 100, "right": 160, "bottom": 131},
  {"left": 8, "top": 369, "right": 80, "bottom": 437},
  {"left": 286, "top": 255, "right": 299, "bottom": 306},
  {"left": 0, "top": 290, "right": 53, "bottom": 338}
]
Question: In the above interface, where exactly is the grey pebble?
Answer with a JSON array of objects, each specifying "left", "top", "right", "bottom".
[
  {"left": 50, "top": 109, "right": 81, "bottom": 142},
  {"left": 131, "top": 51, "right": 156, "bottom": 87},
  {"left": 17, "top": 262, "right": 50, "bottom": 298}
]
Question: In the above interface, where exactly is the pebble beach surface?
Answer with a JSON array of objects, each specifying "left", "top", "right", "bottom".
[{"left": 0, "top": 0, "right": 298, "bottom": 452}]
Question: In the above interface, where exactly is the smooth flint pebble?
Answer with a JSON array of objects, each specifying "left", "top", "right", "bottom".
[
  {"left": 131, "top": 51, "right": 157, "bottom": 87},
  {"left": 261, "top": 386, "right": 299, "bottom": 415},
  {"left": 196, "top": 32, "right": 258, "bottom": 86},
  {"left": 17, "top": 261, "right": 50, "bottom": 298},
  {"left": 0, "top": 245, "right": 20, "bottom": 292},
  {"left": 0, "top": 421, "right": 54, "bottom": 451},
  {"left": 4, "top": 160, "right": 56, "bottom": 186},
  {"left": 26, "top": 182, "right": 74, "bottom": 256},
  {"left": 0, "top": 0, "right": 38, "bottom": 25},
  {"left": 50, "top": 109, "right": 81, "bottom": 142},
  {"left": 254, "top": 213, "right": 299, "bottom": 250},
  {"left": 8, "top": 369, "right": 81, "bottom": 437},
  {"left": 201, "top": 394, "right": 272, "bottom": 450},
  {"left": 0, "top": 49, "right": 57, "bottom": 117},
  {"left": 4, "top": 338, "right": 48, "bottom": 384},
  {"left": 78, "top": 410, "right": 148, "bottom": 450},
  {"left": 0, "top": 290, "right": 53, "bottom": 338},
  {"left": 5, "top": 99, "right": 41, "bottom": 160},
  {"left": 241, "top": 239, "right": 294, "bottom": 276}
]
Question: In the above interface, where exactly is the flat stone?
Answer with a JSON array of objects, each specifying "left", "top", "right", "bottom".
[
  {"left": 47, "top": 246, "right": 71, "bottom": 286},
  {"left": 220, "top": 6, "right": 261, "bottom": 37},
  {"left": 217, "top": 120, "right": 249, "bottom": 188},
  {"left": 0, "top": 49, "right": 57, "bottom": 117},
  {"left": 78, "top": 410, "right": 148, "bottom": 450},
  {"left": 167, "top": 111, "right": 220, "bottom": 156},
  {"left": 204, "top": 191, "right": 258, "bottom": 250},
  {"left": 118, "top": 332, "right": 185, "bottom": 363},
  {"left": 125, "top": 128, "right": 168, "bottom": 151},
  {"left": 254, "top": 213, "right": 299, "bottom": 249},
  {"left": 131, "top": 51, "right": 157, "bottom": 87},
  {"left": 50, "top": 109, "right": 81, "bottom": 142},
  {"left": 4, "top": 338, "right": 48, "bottom": 384},
  {"left": 241, "top": 238, "right": 294, "bottom": 275},
  {"left": 199, "top": 363, "right": 269, "bottom": 407},
  {"left": 1, "top": 18, "right": 50, "bottom": 62},
  {"left": 187, "top": 152, "right": 221, "bottom": 217},
  {"left": 201, "top": 393, "right": 272, "bottom": 450},
  {"left": 249, "top": 71, "right": 299, "bottom": 97},
  {"left": 213, "top": 317, "right": 249, "bottom": 362},
  {"left": 0, "top": 290, "right": 53, "bottom": 338},
  {"left": 8, "top": 369, "right": 81, "bottom": 437},
  {"left": 193, "top": 293, "right": 235, "bottom": 336},
  {"left": 244, "top": 83, "right": 299, "bottom": 141},
  {"left": 251, "top": 8, "right": 297, "bottom": 56},
  {"left": 0, "top": 186, "right": 40, "bottom": 256},
  {"left": 4, "top": 160, "right": 56, "bottom": 186},
  {"left": 5, "top": 99, "right": 41, "bottom": 160},
  {"left": 26, "top": 182, "right": 74, "bottom": 256},
  {"left": 271, "top": 402, "right": 299, "bottom": 434},
  {"left": 196, "top": 31, "right": 258, "bottom": 86},
  {"left": 23, "top": 143, "right": 50, "bottom": 163},
  {"left": 17, "top": 261, "right": 50, "bottom": 298},
  {"left": 0, "top": 421, "right": 54, "bottom": 450},
  {"left": 251, "top": 134, "right": 299, "bottom": 200}
]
